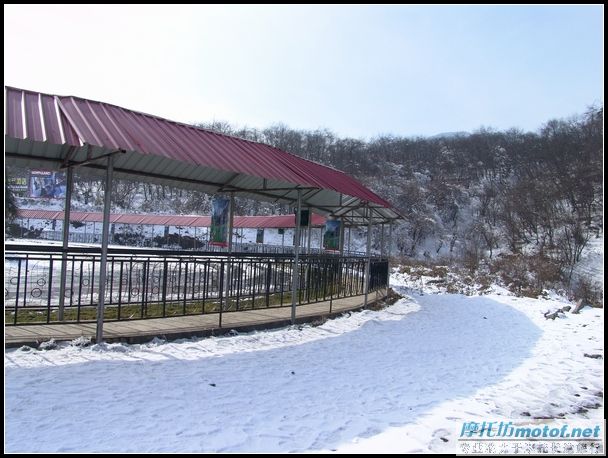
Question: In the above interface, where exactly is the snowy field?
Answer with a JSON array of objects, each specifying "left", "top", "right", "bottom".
[{"left": 5, "top": 275, "right": 604, "bottom": 453}]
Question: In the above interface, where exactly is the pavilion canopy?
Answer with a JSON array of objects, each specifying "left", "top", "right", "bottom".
[
  {"left": 5, "top": 86, "right": 401, "bottom": 225},
  {"left": 16, "top": 209, "right": 327, "bottom": 229}
]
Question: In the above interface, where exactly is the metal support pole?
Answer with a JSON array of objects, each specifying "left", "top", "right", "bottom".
[
  {"left": 306, "top": 209, "right": 312, "bottom": 255},
  {"left": 223, "top": 193, "right": 234, "bottom": 318},
  {"left": 380, "top": 223, "right": 385, "bottom": 258},
  {"left": 96, "top": 155, "right": 114, "bottom": 343},
  {"left": 339, "top": 217, "right": 345, "bottom": 256},
  {"left": 364, "top": 206, "right": 372, "bottom": 307},
  {"left": 304, "top": 209, "right": 312, "bottom": 300},
  {"left": 388, "top": 222, "right": 393, "bottom": 259},
  {"left": 387, "top": 222, "right": 393, "bottom": 289},
  {"left": 291, "top": 190, "right": 302, "bottom": 324},
  {"left": 348, "top": 226, "right": 352, "bottom": 254},
  {"left": 58, "top": 166, "right": 73, "bottom": 321},
  {"left": 228, "top": 194, "right": 234, "bottom": 252}
]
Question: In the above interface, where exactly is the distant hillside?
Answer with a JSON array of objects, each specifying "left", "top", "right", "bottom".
[{"left": 6, "top": 105, "right": 603, "bottom": 303}]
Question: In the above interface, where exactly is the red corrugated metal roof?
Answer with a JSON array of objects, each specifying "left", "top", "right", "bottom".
[
  {"left": 6, "top": 87, "right": 390, "bottom": 205},
  {"left": 16, "top": 209, "right": 326, "bottom": 229},
  {"left": 6, "top": 86, "right": 402, "bottom": 225}
]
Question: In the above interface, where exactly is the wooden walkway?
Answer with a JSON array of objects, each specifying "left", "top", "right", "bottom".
[{"left": 5, "top": 290, "right": 387, "bottom": 348}]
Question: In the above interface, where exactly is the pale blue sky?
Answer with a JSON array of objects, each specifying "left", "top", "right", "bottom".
[{"left": 4, "top": 5, "right": 603, "bottom": 139}]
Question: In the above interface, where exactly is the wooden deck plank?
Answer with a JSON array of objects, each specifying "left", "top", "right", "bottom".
[{"left": 5, "top": 293, "right": 386, "bottom": 347}]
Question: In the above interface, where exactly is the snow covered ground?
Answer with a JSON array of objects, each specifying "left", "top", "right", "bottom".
[{"left": 5, "top": 274, "right": 603, "bottom": 453}]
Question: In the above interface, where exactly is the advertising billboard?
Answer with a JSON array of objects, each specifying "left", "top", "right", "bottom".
[
  {"left": 210, "top": 196, "right": 230, "bottom": 247},
  {"left": 30, "top": 170, "right": 66, "bottom": 199}
]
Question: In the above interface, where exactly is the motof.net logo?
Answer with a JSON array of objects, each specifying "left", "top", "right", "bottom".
[{"left": 459, "top": 420, "right": 603, "bottom": 439}]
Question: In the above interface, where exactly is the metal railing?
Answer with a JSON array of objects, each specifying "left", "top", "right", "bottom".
[
  {"left": 15, "top": 230, "right": 367, "bottom": 256},
  {"left": 5, "top": 245, "right": 388, "bottom": 325}
]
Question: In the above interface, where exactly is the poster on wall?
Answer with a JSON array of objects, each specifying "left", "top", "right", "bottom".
[
  {"left": 323, "top": 220, "right": 341, "bottom": 251},
  {"left": 210, "top": 196, "right": 230, "bottom": 246},
  {"left": 256, "top": 228, "right": 264, "bottom": 244},
  {"left": 8, "top": 176, "right": 28, "bottom": 196},
  {"left": 30, "top": 170, "right": 66, "bottom": 198}
]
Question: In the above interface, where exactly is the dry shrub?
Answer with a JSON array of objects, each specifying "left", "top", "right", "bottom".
[{"left": 572, "top": 280, "right": 604, "bottom": 308}]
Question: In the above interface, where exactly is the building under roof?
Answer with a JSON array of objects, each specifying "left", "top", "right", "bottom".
[{"left": 16, "top": 209, "right": 327, "bottom": 229}]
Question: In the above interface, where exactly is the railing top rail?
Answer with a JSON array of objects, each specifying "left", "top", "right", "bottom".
[{"left": 4, "top": 244, "right": 386, "bottom": 261}]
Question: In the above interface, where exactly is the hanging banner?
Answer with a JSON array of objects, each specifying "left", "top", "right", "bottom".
[
  {"left": 299, "top": 209, "right": 310, "bottom": 227},
  {"left": 323, "top": 220, "right": 341, "bottom": 251},
  {"left": 210, "top": 196, "right": 230, "bottom": 247},
  {"left": 256, "top": 228, "right": 264, "bottom": 244}
]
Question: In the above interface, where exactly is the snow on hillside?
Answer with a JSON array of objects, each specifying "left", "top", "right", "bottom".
[
  {"left": 5, "top": 273, "right": 603, "bottom": 453},
  {"left": 572, "top": 233, "right": 604, "bottom": 290}
]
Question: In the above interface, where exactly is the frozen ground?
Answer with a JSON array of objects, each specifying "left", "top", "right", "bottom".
[{"left": 5, "top": 275, "right": 604, "bottom": 453}]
